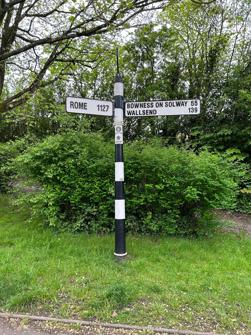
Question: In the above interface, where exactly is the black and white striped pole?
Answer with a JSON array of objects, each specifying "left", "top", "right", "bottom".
[
  {"left": 66, "top": 50, "right": 201, "bottom": 258},
  {"left": 114, "top": 49, "right": 127, "bottom": 258}
]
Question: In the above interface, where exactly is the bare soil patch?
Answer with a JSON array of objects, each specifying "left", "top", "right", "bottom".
[
  {"left": 216, "top": 210, "right": 251, "bottom": 236},
  {"left": 0, "top": 316, "right": 224, "bottom": 335}
]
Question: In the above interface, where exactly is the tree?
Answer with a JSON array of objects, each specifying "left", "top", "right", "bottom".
[
  {"left": 118, "top": 0, "right": 250, "bottom": 143},
  {"left": 0, "top": 0, "right": 171, "bottom": 114}
]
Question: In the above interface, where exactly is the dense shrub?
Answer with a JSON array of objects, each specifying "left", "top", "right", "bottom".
[
  {"left": 125, "top": 141, "right": 238, "bottom": 234},
  {"left": 14, "top": 132, "right": 239, "bottom": 235},
  {"left": 0, "top": 139, "right": 28, "bottom": 192},
  {"left": 0, "top": 136, "right": 39, "bottom": 192},
  {"left": 221, "top": 149, "right": 251, "bottom": 214}
]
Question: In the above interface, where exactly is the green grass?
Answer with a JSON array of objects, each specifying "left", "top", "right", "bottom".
[{"left": 0, "top": 195, "right": 250, "bottom": 334}]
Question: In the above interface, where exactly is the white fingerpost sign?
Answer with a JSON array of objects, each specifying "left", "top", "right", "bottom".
[
  {"left": 66, "top": 97, "right": 113, "bottom": 116},
  {"left": 125, "top": 99, "right": 200, "bottom": 117}
]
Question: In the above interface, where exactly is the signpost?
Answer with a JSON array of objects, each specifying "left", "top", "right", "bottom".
[{"left": 66, "top": 49, "right": 200, "bottom": 259}]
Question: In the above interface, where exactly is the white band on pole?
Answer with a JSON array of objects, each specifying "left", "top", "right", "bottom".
[
  {"left": 115, "top": 162, "right": 124, "bottom": 181},
  {"left": 114, "top": 252, "right": 127, "bottom": 257},
  {"left": 114, "top": 82, "right": 124, "bottom": 96},
  {"left": 115, "top": 199, "right": 125, "bottom": 219},
  {"left": 114, "top": 108, "right": 123, "bottom": 124}
]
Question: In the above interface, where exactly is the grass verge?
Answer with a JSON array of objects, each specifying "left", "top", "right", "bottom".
[{"left": 0, "top": 195, "right": 250, "bottom": 334}]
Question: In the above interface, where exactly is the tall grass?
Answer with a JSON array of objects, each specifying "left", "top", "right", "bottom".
[{"left": 0, "top": 195, "right": 250, "bottom": 334}]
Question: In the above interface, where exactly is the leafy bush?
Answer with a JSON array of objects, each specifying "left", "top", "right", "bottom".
[
  {"left": 237, "top": 189, "right": 251, "bottom": 214},
  {"left": 13, "top": 132, "right": 239, "bottom": 235},
  {"left": 0, "top": 139, "right": 29, "bottom": 192},
  {"left": 222, "top": 148, "right": 251, "bottom": 214},
  {"left": 0, "top": 135, "right": 39, "bottom": 193},
  {"left": 14, "top": 133, "right": 114, "bottom": 232},
  {"left": 125, "top": 141, "right": 238, "bottom": 235}
]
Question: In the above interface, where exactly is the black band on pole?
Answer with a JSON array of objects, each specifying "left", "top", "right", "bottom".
[
  {"left": 115, "top": 96, "right": 123, "bottom": 108},
  {"left": 115, "top": 219, "right": 126, "bottom": 255},
  {"left": 115, "top": 144, "right": 123, "bottom": 162},
  {"left": 115, "top": 181, "right": 124, "bottom": 199}
]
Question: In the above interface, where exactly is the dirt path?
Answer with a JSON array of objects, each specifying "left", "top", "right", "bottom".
[
  {"left": 0, "top": 314, "right": 223, "bottom": 335},
  {"left": 216, "top": 210, "right": 251, "bottom": 236},
  {"left": 0, "top": 318, "right": 48, "bottom": 335}
]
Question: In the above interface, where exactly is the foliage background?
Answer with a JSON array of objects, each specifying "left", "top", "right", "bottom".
[
  {"left": 0, "top": 0, "right": 250, "bottom": 227},
  {"left": 12, "top": 132, "right": 241, "bottom": 235}
]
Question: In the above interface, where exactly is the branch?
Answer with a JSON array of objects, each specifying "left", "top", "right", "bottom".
[
  {"left": 191, "top": 0, "right": 216, "bottom": 4},
  {"left": 54, "top": 57, "right": 99, "bottom": 69},
  {"left": 25, "top": 0, "right": 68, "bottom": 18},
  {"left": 0, "top": 23, "right": 105, "bottom": 61},
  {"left": 0, "top": 0, "right": 6, "bottom": 24},
  {"left": 3, "top": 62, "right": 73, "bottom": 111},
  {"left": 0, "top": 0, "right": 169, "bottom": 61},
  {"left": 3, "top": 43, "right": 64, "bottom": 108},
  {"left": 7, "top": 60, "right": 33, "bottom": 71},
  {"left": 8, "top": 0, "right": 25, "bottom": 6},
  {"left": 134, "top": 0, "right": 166, "bottom": 8}
]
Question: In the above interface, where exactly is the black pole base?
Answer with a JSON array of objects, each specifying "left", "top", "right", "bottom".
[{"left": 114, "top": 219, "right": 126, "bottom": 256}]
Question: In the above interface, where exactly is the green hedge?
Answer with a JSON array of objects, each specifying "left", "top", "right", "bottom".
[
  {"left": 0, "top": 139, "right": 27, "bottom": 192},
  {"left": 14, "top": 132, "right": 239, "bottom": 235},
  {"left": 0, "top": 136, "right": 38, "bottom": 193}
]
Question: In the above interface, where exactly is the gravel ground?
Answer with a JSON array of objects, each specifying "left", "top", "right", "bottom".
[
  {"left": 0, "top": 318, "right": 49, "bottom": 335},
  {"left": 0, "top": 317, "right": 166, "bottom": 335},
  {"left": 0, "top": 316, "right": 222, "bottom": 335}
]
